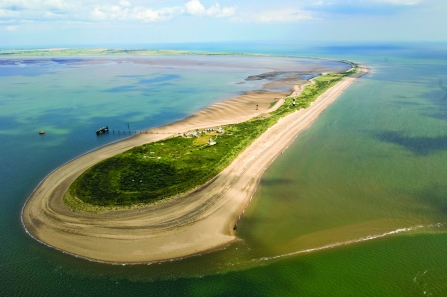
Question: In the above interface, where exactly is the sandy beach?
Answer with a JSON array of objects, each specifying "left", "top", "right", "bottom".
[{"left": 22, "top": 64, "right": 369, "bottom": 264}]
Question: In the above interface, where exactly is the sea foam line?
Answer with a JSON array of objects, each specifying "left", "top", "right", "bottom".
[{"left": 252, "top": 223, "right": 445, "bottom": 263}]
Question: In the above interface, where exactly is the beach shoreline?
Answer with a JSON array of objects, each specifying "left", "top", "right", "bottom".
[{"left": 21, "top": 62, "right": 369, "bottom": 264}]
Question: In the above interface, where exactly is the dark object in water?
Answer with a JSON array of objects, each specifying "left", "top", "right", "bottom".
[
  {"left": 96, "top": 126, "right": 109, "bottom": 135},
  {"left": 39, "top": 130, "right": 45, "bottom": 135}
]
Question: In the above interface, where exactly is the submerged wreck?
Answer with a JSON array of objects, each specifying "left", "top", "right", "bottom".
[{"left": 96, "top": 126, "right": 109, "bottom": 135}]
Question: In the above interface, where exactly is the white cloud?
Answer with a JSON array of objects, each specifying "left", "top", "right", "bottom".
[
  {"left": 0, "top": 0, "right": 236, "bottom": 23},
  {"left": 185, "top": 0, "right": 206, "bottom": 15},
  {"left": 90, "top": 4, "right": 183, "bottom": 22},
  {"left": 0, "top": 0, "right": 72, "bottom": 11},
  {"left": 133, "top": 6, "right": 183, "bottom": 22},
  {"left": 6, "top": 25, "right": 17, "bottom": 31},
  {"left": 233, "top": 8, "right": 313, "bottom": 22},
  {"left": 0, "top": 9, "right": 16, "bottom": 18},
  {"left": 206, "top": 3, "right": 236, "bottom": 17},
  {"left": 185, "top": 0, "right": 236, "bottom": 17},
  {"left": 119, "top": 0, "right": 131, "bottom": 7}
]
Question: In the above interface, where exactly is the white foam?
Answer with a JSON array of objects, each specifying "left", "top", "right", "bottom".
[{"left": 251, "top": 223, "right": 445, "bottom": 263}]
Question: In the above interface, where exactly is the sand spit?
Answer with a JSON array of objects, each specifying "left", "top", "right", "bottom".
[{"left": 22, "top": 65, "right": 369, "bottom": 264}]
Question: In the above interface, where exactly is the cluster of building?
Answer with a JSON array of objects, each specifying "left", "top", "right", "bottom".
[{"left": 183, "top": 127, "right": 225, "bottom": 138}]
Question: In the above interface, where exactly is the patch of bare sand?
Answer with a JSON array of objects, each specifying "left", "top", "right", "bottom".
[{"left": 22, "top": 66, "right": 369, "bottom": 263}]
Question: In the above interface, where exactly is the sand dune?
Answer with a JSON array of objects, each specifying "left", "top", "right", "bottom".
[{"left": 22, "top": 65, "right": 369, "bottom": 263}]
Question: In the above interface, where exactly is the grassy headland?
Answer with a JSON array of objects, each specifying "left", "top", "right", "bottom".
[{"left": 64, "top": 66, "right": 358, "bottom": 211}]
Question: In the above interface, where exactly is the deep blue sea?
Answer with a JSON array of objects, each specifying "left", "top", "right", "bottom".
[{"left": 1, "top": 42, "right": 447, "bottom": 296}]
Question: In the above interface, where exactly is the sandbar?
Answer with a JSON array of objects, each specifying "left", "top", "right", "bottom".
[{"left": 21, "top": 60, "right": 369, "bottom": 263}]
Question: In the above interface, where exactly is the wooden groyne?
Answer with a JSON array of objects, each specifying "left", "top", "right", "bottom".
[{"left": 110, "top": 129, "right": 177, "bottom": 135}]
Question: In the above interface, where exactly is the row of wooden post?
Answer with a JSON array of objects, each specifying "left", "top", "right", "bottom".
[{"left": 111, "top": 129, "right": 171, "bottom": 135}]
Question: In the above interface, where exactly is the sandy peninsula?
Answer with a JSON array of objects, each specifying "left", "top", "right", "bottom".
[{"left": 22, "top": 62, "right": 369, "bottom": 263}]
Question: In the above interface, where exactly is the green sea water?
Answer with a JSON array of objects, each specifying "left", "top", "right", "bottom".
[
  {"left": 239, "top": 60, "right": 447, "bottom": 257},
  {"left": 1, "top": 44, "right": 447, "bottom": 296}
]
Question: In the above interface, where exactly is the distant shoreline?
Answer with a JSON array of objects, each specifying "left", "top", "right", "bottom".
[
  {"left": 0, "top": 48, "right": 355, "bottom": 69},
  {"left": 21, "top": 54, "right": 368, "bottom": 263}
]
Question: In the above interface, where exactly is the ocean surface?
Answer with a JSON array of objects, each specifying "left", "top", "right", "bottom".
[{"left": 1, "top": 43, "right": 447, "bottom": 296}]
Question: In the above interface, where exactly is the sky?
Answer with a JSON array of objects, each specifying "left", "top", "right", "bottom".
[{"left": 1, "top": 0, "right": 446, "bottom": 47}]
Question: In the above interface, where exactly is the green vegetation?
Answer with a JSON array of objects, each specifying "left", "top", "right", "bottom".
[
  {"left": 65, "top": 66, "right": 358, "bottom": 211},
  {"left": 269, "top": 99, "right": 279, "bottom": 109}
]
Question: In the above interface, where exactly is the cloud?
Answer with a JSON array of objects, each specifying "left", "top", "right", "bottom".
[
  {"left": 90, "top": 5, "right": 131, "bottom": 21},
  {"left": 232, "top": 8, "right": 313, "bottom": 22},
  {"left": 207, "top": 3, "right": 236, "bottom": 17},
  {"left": 185, "top": 0, "right": 206, "bottom": 15},
  {"left": 0, "top": 0, "right": 72, "bottom": 11},
  {"left": 132, "top": 6, "right": 183, "bottom": 22},
  {"left": 119, "top": 0, "right": 131, "bottom": 7},
  {"left": 0, "top": 9, "right": 17, "bottom": 18},
  {"left": 0, "top": 0, "right": 236, "bottom": 24},
  {"left": 185, "top": 0, "right": 236, "bottom": 17},
  {"left": 6, "top": 25, "right": 17, "bottom": 31}
]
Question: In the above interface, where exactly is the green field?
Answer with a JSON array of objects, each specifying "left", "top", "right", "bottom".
[{"left": 65, "top": 67, "right": 357, "bottom": 211}]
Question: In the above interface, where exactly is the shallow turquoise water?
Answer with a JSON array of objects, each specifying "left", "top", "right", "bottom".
[{"left": 1, "top": 44, "right": 447, "bottom": 296}]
